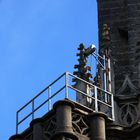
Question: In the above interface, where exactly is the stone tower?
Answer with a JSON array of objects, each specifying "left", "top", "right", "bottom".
[
  {"left": 98, "top": 0, "right": 140, "bottom": 127},
  {"left": 9, "top": 1, "right": 140, "bottom": 140}
]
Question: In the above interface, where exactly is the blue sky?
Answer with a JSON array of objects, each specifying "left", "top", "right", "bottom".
[{"left": 0, "top": 0, "right": 98, "bottom": 139}]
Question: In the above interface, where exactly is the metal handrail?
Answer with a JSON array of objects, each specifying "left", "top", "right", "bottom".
[
  {"left": 16, "top": 72, "right": 114, "bottom": 134},
  {"left": 16, "top": 72, "right": 66, "bottom": 134},
  {"left": 68, "top": 85, "right": 112, "bottom": 108},
  {"left": 17, "top": 86, "right": 65, "bottom": 126},
  {"left": 68, "top": 73, "right": 112, "bottom": 95},
  {"left": 68, "top": 85, "right": 96, "bottom": 100},
  {"left": 17, "top": 73, "right": 65, "bottom": 113}
]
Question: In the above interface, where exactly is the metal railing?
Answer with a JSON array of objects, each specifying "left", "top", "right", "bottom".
[{"left": 16, "top": 72, "right": 114, "bottom": 134}]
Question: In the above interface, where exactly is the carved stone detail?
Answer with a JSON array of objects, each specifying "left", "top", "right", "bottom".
[
  {"left": 115, "top": 74, "right": 140, "bottom": 126},
  {"left": 43, "top": 115, "right": 56, "bottom": 139},
  {"left": 116, "top": 75, "right": 139, "bottom": 95},
  {"left": 72, "top": 112, "right": 90, "bottom": 137},
  {"left": 118, "top": 103, "right": 139, "bottom": 126}
]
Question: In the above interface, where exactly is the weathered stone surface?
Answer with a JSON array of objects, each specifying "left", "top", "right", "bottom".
[{"left": 97, "top": 0, "right": 140, "bottom": 129}]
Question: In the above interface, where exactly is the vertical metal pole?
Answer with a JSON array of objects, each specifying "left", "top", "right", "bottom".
[
  {"left": 106, "top": 48, "right": 112, "bottom": 106},
  {"left": 103, "top": 55, "right": 107, "bottom": 91},
  {"left": 103, "top": 55, "right": 107, "bottom": 103},
  {"left": 65, "top": 72, "right": 69, "bottom": 98},
  {"left": 111, "top": 94, "right": 115, "bottom": 120},
  {"left": 94, "top": 86, "right": 98, "bottom": 112},
  {"left": 108, "top": 56, "right": 111, "bottom": 93},
  {"left": 16, "top": 112, "right": 18, "bottom": 134},
  {"left": 32, "top": 100, "right": 34, "bottom": 120},
  {"left": 48, "top": 86, "right": 51, "bottom": 110}
]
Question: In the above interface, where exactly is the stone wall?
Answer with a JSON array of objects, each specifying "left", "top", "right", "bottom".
[
  {"left": 97, "top": 0, "right": 140, "bottom": 90},
  {"left": 97, "top": 0, "right": 140, "bottom": 126}
]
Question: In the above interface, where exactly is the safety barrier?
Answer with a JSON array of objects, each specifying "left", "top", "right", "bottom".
[{"left": 16, "top": 72, "right": 114, "bottom": 134}]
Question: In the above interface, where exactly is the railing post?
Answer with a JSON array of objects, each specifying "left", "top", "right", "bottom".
[
  {"left": 65, "top": 72, "right": 69, "bottom": 98},
  {"left": 32, "top": 100, "right": 35, "bottom": 120},
  {"left": 16, "top": 112, "right": 18, "bottom": 134},
  {"left": 111, "top": 94, "right": 115, "bottom": 120},
  {"left": 48, "top": 86, "right": 51, "bottom": 110},
  {"left": 94, "top": 86, "right": 98, "bottom": 112},
  {"left": 103, "top": 55, "right": 107, "bottom": 103}
]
